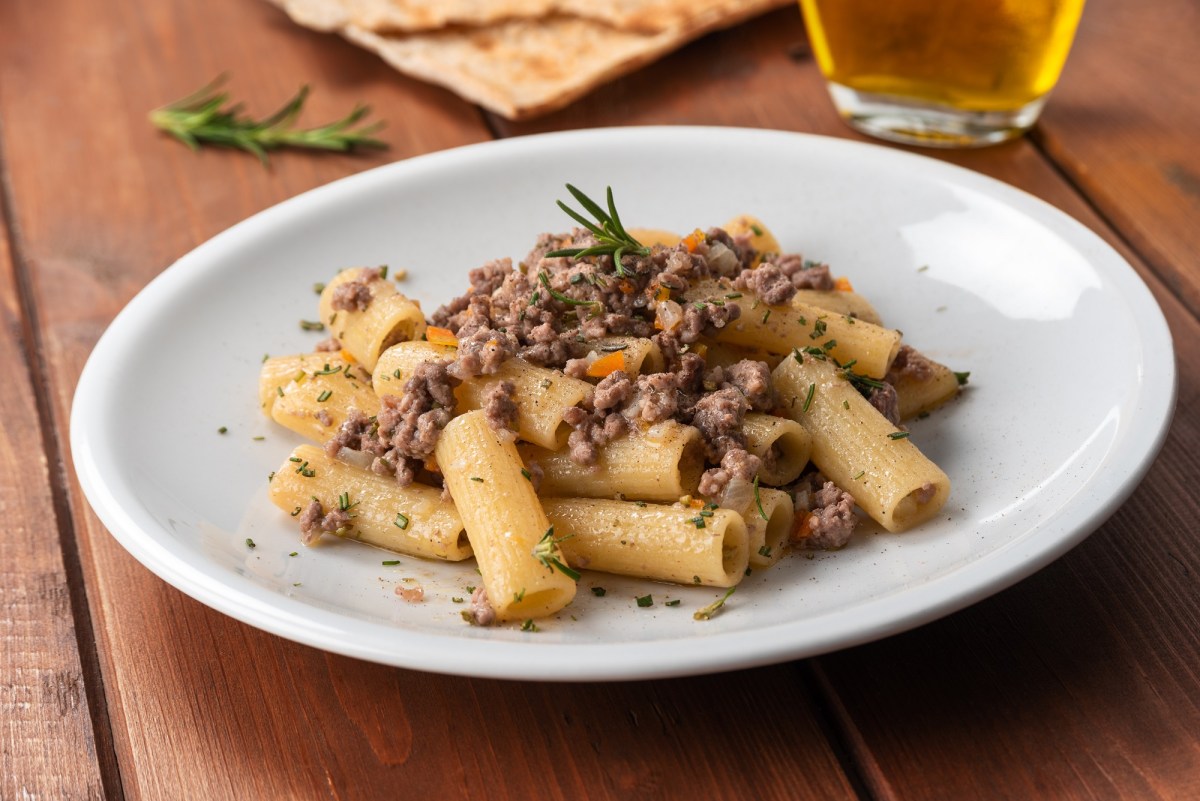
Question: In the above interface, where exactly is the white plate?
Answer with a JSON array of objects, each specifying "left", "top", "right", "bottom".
[{"left": 71, "top": 128, "right": 1175, "bottom": 681}]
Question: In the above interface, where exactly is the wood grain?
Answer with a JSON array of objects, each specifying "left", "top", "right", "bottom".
[
  {"left": 1035, "top": 0, "right": 1200, "bottom": 319},
  {"left": 0, "top": 0, "right": 859, "bottom": 798},
  {"left": 0, "top": 177, "right": 106, "bottom": 797},
  {"left": 499, "top": 5, "right": 1200, "bottom": 799},
  {"left": 4, "top": 0, "right": 1200, "bottom": 797}
]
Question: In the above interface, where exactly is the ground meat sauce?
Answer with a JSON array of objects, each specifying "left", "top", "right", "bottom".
[
  {"left": 886, "top": 344, "right": 936, "bottom": 383},
  {"left": 298, "top": 499, "right": 353, "bottom": 546},
  {"left": 789, "top": 472, "right": 858, "bottom": 550},
  {"left": 331, "top": 267, "right": 382, "bottom": 312},
  {"left": 319, "top": 224, "right": 901, "bottom": 560}
]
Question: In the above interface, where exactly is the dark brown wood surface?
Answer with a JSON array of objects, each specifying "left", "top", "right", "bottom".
[{"left": 1, "top": 0, "right": 1196, "bottom": 797}]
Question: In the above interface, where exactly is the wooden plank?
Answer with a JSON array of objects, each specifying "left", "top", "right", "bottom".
[
  {"left": 0, "top": 0, "right": 861, "bottom": 799},
  {"left": 497, "top": 5, "right": 1200, "bottom": 798},
  {"left": 1034, "top": 0, "right": 1200, "bottom": 319},
  {"left": 0, "top": 182, "right": 107, "bottom": 796}
]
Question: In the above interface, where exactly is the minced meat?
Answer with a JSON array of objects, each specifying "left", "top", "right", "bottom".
[
  {"left": 330, "top": 267, "right": 382, "bottom": 312},
  {"left": 790, "top": 472, "right": 858, "bottom": 550},
  {"left": 482, "top": 380, "right": 519, "bottom": 434}
]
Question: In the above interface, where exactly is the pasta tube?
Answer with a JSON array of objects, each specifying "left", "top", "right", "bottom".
[
  {"left": 374, "top": 341, "right": 592, "bottom": 450},
  {"left": 773, "top": 353, "right": 949, "bottom": 532},
  {"left": 318, "top": 268, "right": 427, "bottom": 371},
  {"left": 269, "top": 445, "right": 471, "bottom": 561},
  {"left": 260, "top": 355, "right": 379, "bottom": 442},
  {"left": 722, "top": 214, "right": 781, "bottom": 266},
  {"left": 436, "top": 411, "right": 576, "bottom": 621},
  {"left": 793, "top": 290, "right": 882, "bottom": 326},
  {"left": 891, "top": 354, "right": 962, "bottom": 420},
  {"left": 684, "top": 280, "right": 901, "bottom": 378},
  {"left": 542, "top": 498, "right": 748, "bottom": 587},
  {"left": 742, "top": 413, "right": 811, "bottom": 486},
  {"left": 518, "top": 421, "right": 704, "bottom": 502},
  {"left": 746, "top": 488, "right": 794, "bottom": 569}
]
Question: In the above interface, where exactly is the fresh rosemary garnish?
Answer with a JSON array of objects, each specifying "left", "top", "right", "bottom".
[
  {"left": 532, "top": 527, "right": 580, "bottom": 580},
  {"left": 149, "top": 76, "right": 386, "bottom": 165},
  {"left": 544, "top": 185, "right": 649, "bottom": 277}
]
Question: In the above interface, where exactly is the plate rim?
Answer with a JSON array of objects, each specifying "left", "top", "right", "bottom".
[{"left": 69, "top": 126, "right": 1178, "bottom": 680}]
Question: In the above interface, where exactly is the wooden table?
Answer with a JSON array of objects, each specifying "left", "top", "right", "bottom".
[{"left": 4, "top": 0, "right": 1198, "bottom": 797}]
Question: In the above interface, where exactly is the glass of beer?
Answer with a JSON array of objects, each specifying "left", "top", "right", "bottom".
[{"left": 799, "top": 0, "right": 1086, "bottom": 147}]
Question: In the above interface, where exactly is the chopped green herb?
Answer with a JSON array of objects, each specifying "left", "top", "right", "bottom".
[
  {"left": 753, "top": 474, "right": 769, "bottom": 522},
  {"left": 761, "top": 309, "right": 771, "bottom": 324},
  {"left": 917, "top": 264, "right": 930, "bottom": 272},
  {"left": 252, "top": 435, "right": 265, "bottom": 441},
  {"left": 299, "top": 319, "right": 324, "bottom": 331},
  {"left": 591, "top": 586, "right": 607, "bottom": 597},
  {"left": 954, "top": 371, "right": 971, "bottom": 386},
  {"left": 289, "top": 551, "right": 298, "bottom": 557},
  {"left": 665, "top": 599, "right": 682, "bottom": 607},
  {"left": 520, "top": 468, "right": 532, "bottom": 482},
  {"left": 822, "top": 339, "right": 837, "bottom": 352},
  {"left": 451, "top": 597, "right": 464, "bottom": 603},
  {"left": 276, "top": 386, "right": 284, "bottom": 398},
  {"left": 268, "top": 471, "right": 276, "bottom": 482},
  {"left": 843, "top": 400, "right": 850, "bottom": 410},
  {"left": 262, "top": 353, "right": 270, "bottom": 363},
  {"left": 470, "top": 476, "right": 484, "bottom": 483},
  {"left": 694, "top": 587, "right": 735, "bottom": 621},
  {"left": 313, "top": 282, "right": 325, "bottom": 294},
  {"left": 313, "top": 364, "right": 341, "bottom": 376},
  {"left": 514, "top": 588, "right": 526, "bottom": 602},
  {"left": 293, "top": 582, "right": 302, "bottom": 587},
  {"left": 725, "top": 292, "right": 743, "bottom": 299},
  {"left": 634, "top": 501, "right": 647, "bottom": 508},
  {"left": 382, "top": 559, "right": 400, "bottom": 566},
  {"left": 569, "top": 272, "right": 586, "bottom": 285},
  {"left": 532, "top": 526, "right": 581, "bottom": 580},
  {"left": 538, "top": 271, "right": 601, "bottom": 308},
  {"left": 394, "top": 512, "right": 409, "bottom": 530},
  {"left": 290, "top": 506, "right": 302, "bottom": 516},
  {"left": 636, "top": 594, "right": 654, "bottom": 608},
  {"left": 245, "top": 538, "right": 256, "bottom": 549},
  {"left": 337, "top": 491, "right": 356, "bottom": 511},
  {"left": 466, "top": 585, "right": 476, "bottom": 594},
  {"left": 792, "top": 347, "right": 804, "bottom": 364},
  {"left": 810, "top": 317, "right": 828, "bottom": 339},
  {"left": 599, "top": 342, "right": 629, "bottom": 352},
  {"left": 758, "top": 545, "right": 772, "bottom": 558},
  {"left": 749, "top": 223, "right": 763, "bottom": 236},
  {"left": 888, "top": 431, "right": 911, "bottom": 440},
  {"left": 316, "top": 389, "right": 332, "bottom": 403},
  {"left": 217, "top": 426, "right": 228, "bottom": 434},
  {"left": 539, "top": 378, "right": 552, "bottom": 389},
  {"left": 520, "top": 619, "right": 539, "bottom": 632},
  {"left": 693, "top": 301, "right": 708, "bottom": 310},
  {"left": 802, "top": 382, "right": 816, "bottom": 413},
  {"left": 378, "top": 265, "right": 388, "bottom": 280},
  {"left": 688, "top": 516, "right": 706, "bottom": 529}
]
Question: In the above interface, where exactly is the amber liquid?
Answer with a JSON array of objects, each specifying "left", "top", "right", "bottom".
[{"left": 799, "top": 0, "right": 1086, "bottom": 112}]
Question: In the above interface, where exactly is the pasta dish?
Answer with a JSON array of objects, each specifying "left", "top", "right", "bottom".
[{"left": 258, "top": 185, "right": 964, "bottom": 627}]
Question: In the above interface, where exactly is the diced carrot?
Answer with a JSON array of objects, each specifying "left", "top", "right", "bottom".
[
  {"left": 691, "top": 343, "right": 708, "bottom": 359},
  {"left": 833, "top": 276, "right": 854, "bottom": 292},
  {"left": 682, "top": 228, "right": 706, "bottom": 253},
  {"left": 618, "top": 279, "right": 636, "bottom": 295},
  {"left": 423, "top": 455, "right": 440, "bottom": 473},
  {"left": 425, "top": 326, "right": 459, "bottom": 346},
  {"left": 586, "top": 351, "right": 625, "bottom": 378},
  {"left": 688, "top": 497, "right": 705, "bottom": 509},
  {"left": 653, "top": 284, "right": 671, "bottom": 302},
  {"left": 339, "top": 349, "right": 358, "bottom": 364}
]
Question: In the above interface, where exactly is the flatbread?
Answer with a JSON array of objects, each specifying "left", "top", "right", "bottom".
[
  {"left": 267, "top": 0, "right": 791, "bottom": 118},
  {"left": 282, "top": 0, "right": 787, "bottom": 33}
]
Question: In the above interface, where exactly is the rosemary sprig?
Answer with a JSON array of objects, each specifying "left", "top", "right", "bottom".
[
  {"left": 149, "top": 75, "right": 387, "bottom": 165},
  {"left": 532, "top": 527, "right": 580, "bottom": 581},
  {"left": 545, "top": 184, "right": 649, "bottom": 277}
]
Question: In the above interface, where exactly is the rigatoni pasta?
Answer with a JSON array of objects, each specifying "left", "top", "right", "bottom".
[
  {"left": 435, "top": 411, "right": 576, "bottom": 620},
  {"left": 259, "top": 190, "right": 966, "bottom": 629}
]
